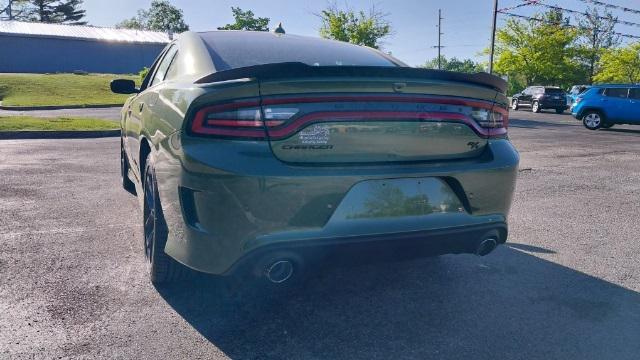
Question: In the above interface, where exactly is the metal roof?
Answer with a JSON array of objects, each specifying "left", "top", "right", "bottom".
[{"left": 0, "top": 20, "right": 170, "bottom": 44}]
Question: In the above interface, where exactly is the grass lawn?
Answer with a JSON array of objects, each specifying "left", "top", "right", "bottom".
[
  {"left": 0, "top": 73, "right": 138, "bottom": 107},
  {"left": 0, "top": 116, "right": 119, "bottom": 131}
]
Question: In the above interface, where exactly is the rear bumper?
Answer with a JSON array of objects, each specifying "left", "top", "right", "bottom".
[
  {"left": 225, "top": 222, "right": 507, "bottom": 277},
  {"left": 154, "top": 135, "right": 519, "bottom": 275},
  {"left": 539, "top": 101, "right": 568, "bottom": 109}
]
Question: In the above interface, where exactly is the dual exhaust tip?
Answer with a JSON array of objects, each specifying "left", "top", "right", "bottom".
[
  {"left": 476, "top": 237, "right": 498, "bottom": 256},
  {"left": 263, "top": 236, "right": 498, "bottom": 283},
  {"left": 265, "top": 259, "right": 295, "bottom": 284}
]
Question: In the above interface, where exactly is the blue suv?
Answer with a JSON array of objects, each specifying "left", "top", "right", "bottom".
[{"left": 572, "top": 84, "right": 640, "bottom": 130}]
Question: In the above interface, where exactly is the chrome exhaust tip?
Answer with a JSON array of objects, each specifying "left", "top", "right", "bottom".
[
  {"left": 265, "top": 260, "right": 294, "bottom": 284},
  {"left": 476, "top": 237, "right": 498, "bottom": 256}
]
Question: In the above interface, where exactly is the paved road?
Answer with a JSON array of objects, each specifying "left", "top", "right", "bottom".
[
  {"left": 1, "top": 110, "right": 639, "bottom": 359},
  {"left": 0, "top": 107, "right": 121, "bottom": 121}
]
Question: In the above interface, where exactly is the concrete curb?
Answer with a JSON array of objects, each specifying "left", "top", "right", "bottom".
[
  {"left": 0, "top": 104, "right": 123, "bottom": 111},
  {"left": 0, "top": 129, "right": 120, "bottom": 140}
]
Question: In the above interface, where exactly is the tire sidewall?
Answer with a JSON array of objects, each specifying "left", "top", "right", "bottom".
[
  {"left": 120, "top": 139, "right": 127, "bottom": 179},
  {"left": 532, "top": 101, "right": 541, "bottom": 113},
  {"left": 143, "top": 156, "right": 168, "bottom": 282},
  {"left": 583, "top": 111, "right": 602, "bottom": 130},
  {"left": 512, "top": 99, "right": 519, "bottom": 110}
]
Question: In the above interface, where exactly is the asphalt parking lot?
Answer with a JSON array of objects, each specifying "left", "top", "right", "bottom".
[{"left": 1, "top": 110, "right": 639, "bottom": 359}]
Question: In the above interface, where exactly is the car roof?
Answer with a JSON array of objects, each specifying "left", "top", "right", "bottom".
[
  {"left": 592, "top": 84, "right": 640, "bottom": 88},
  {"left": 527, "top": 86, "right": 562, "bottom": 89}
]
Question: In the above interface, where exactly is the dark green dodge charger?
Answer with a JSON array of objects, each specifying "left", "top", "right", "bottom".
[{"left": 111, "top": 31, "right": 519, "bottom": 285}]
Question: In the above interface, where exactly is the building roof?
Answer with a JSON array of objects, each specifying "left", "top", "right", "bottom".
[{"left": 0, "top": 20, "right": 170, "bottom": 44}]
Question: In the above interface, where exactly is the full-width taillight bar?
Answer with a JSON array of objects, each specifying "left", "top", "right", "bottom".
[{"left": 189, "top": 96, "right": 509, "bottom": 139}]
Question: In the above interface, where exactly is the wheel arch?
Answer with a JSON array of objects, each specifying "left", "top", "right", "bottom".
[{"left": 579, "top": 107, "right": 606, "bottom": 119}]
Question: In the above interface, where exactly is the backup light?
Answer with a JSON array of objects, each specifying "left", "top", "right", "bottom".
[{"left": 470, "top": 108, "right": 507, "bottom": 129}]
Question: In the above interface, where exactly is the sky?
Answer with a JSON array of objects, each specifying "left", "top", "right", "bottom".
[{"left": 82, "top": 0, "right": 640, "bottom": 67}]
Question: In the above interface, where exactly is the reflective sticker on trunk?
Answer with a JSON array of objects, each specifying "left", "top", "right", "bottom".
[{"left": 299, "top": 124, "right": 330, "bottom": 145}]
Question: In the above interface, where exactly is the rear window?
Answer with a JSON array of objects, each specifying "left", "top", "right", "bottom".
[
  {"left": 604, "top": 88, "right": 629, "bottom": 98},
  {"left": 199, "top": 31, "right": 399, "bottom": 71},
  {"left": 544, "top": 88, "right": 564, "bottom": 94},
  {"left": 630, "top": 88, "right": 640, "bottom": 100}
]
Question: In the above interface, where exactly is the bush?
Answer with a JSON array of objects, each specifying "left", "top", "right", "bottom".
[{"left": 139, "top": 67, "right": 150, "bottom": 82}]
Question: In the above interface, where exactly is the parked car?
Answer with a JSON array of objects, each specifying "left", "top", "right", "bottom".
[
  {"left": 572, "top": 84, "right": 640, "bottom": 130},
  {"left": 111, "top": 31, "right": 519, "bottom": 285},
  {"left": 511, "top": 86, "right": 568, "bottom": 113},
  {"left": 567, "top": 85, "right": 590, "bottom": 109}
]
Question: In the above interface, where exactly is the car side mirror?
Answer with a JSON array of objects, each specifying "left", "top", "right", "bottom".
[{"left": 110, "top": 79, "right": 139, "bottom": 94}]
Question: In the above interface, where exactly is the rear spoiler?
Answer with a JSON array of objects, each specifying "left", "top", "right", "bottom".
[{"left": 195, "top": 62, "right": 507, "bottom": 93}]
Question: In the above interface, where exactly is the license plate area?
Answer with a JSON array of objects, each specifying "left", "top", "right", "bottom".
[{"left": 329, "top": 177, "right": 465, "bottom": 221}]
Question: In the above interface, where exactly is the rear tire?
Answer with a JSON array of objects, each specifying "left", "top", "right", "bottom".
[
  {"left": 121, "top": 140, "right": 136, "bottom": 195},
  {"left": 143, "top": 154, "right": 189, "bottom": 284},
  {"left": 582, "top": 111, "right": 603, "bottom": 130},
  {"left": 532, "top": 101, "right": 541, "bottom": 113},
  {"left": 511, "top": 99, "right": 519, "bottom": 111}
]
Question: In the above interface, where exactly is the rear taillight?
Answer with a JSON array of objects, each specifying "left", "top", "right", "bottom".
[
  {"left": 190, "top": 102, "right": 298, "bottom": 139},
  {"left": 470, "top": 108, "right": 508, "bottom": 129},
  {"left": 190, "top": 97, "right": 508, "bottom": 139},
  {"left": 575, "top": 97, "right": 583, "bottom": 104}
]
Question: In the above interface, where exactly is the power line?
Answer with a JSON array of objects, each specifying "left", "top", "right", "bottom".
[
  {"left": 577, "top": 0, "right": 640, "bottom": 16},
  {"left": 498, "top": 0, "right": 540, "bottom": 12},
  {"left": 521, "top": 1, "right": 640, "bottom": 28},
  {"left": 498, "top": 10, "right": 640, "bottom": 39}
]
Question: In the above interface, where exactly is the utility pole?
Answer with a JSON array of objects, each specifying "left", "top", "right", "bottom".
[
  {"left": 432, "top": 9, "right": 444, "bottom": 70},
  {"left": 489, "top": 0, "right": 499, "bottom": 74},
  {"left": 3, "top": 0, "right": 14, "bottom": 20}
]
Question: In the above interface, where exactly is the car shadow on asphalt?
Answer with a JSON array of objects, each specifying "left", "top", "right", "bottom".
[
  {"left": 156, "top": 247, "right": 640, "bottom": 360},
  {"left": 601, "top": 128, "right": 640, "bottom": 135}
]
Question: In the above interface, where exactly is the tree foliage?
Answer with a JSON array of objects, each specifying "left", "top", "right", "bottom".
[
  {"left": 217, "top": 7, "right": 269, "bottom": 31},
  {"left": 593, "top": 42, "right": 640, "bottom": 83},
  {"left": 576, "top": 7, "right": 620, "bottom": 83},
  {"left": 2, "top": 0, "right": 86, "bottom": 24},
  {"left": 317, "top": 4, "right": 391, "bottom": 49},
  {"left": 422, "top": 56, "right": 485, "bottom": 73},
  {"left": 116, "top": 0, "right": 189, "bottom": 33},
  {"left": 492, "top": 10, "right": 585, "bottom": 91}
]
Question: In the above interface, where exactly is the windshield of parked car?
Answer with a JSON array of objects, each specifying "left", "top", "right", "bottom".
[{"left": 200, "top": 31, "right": 400, "bottom": 71}]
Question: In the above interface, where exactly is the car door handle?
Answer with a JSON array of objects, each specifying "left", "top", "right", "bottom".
[{"left": 138, "top": 102, "right": 145, "bottom": 112}]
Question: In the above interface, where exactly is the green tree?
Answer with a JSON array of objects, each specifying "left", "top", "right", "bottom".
[
  {"left": 116, "top": 0, "right": 189, "bottom": 33},
  {"left": 317, "top": 4, "right": 391, "bottom": 49},
  {"left": 422, "top": 56, "right": 485, "bottom": 73},
  {"left": 21, "top": 0, "right": 86, "bottom": 24},
  {"left": 577, "top": 7, "right": 620, "bottom": 84},
  {"left": 492, "top": 10, "right": 585, "bottom": 90},
  {"left": 593, "top": 43, "right": 640, "bottom": 83},
  {"left": 217, "top": 7, "right": 269, "bottom": 31}
]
